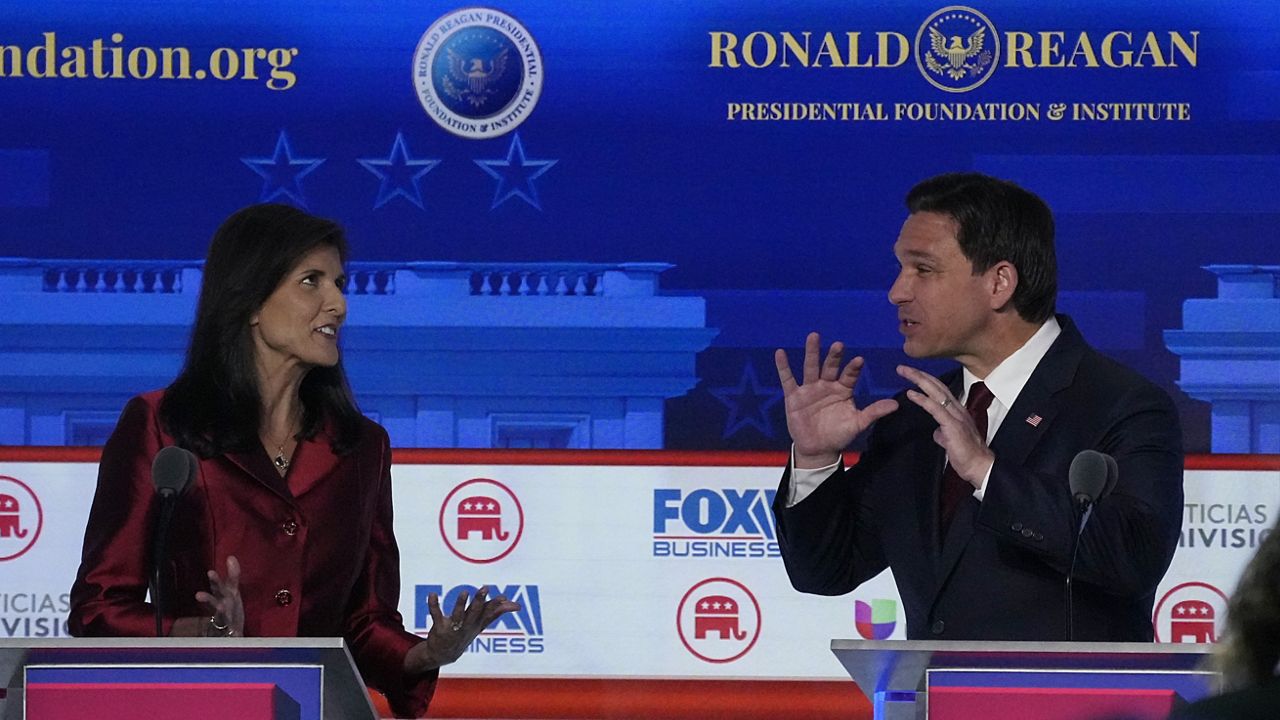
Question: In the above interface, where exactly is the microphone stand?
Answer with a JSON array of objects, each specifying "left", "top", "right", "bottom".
[
  {"left": 150, "top": 489, "right": 179, "bottom": 637},
  {"left": 1065, "top": 498, "right": 1093, "bottom": 641}
]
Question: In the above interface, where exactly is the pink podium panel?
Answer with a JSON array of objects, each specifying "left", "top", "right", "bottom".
[
  {"left": 26, "top": 682, "right": 293, "bottom": 720},
  {"left": 929, "top": 686, "right": 1179, "bottom": 720}
]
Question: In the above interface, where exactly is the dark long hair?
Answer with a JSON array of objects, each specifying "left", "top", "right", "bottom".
[{"left": 160, "top": 204, "right": 363, "bottom": 457}]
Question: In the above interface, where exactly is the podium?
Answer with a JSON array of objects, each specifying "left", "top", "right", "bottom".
[
  {"left": 832, "top": 640, "right": 1218, "bottom": 720},
  {"left": 0, "top": 638, "right": 378, "bottom": 720}
]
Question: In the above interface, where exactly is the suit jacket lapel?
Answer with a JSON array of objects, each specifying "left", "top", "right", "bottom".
[
  {"left": 988, "top": 318, "right": 1084, "bottom": 466},
  {"left": 931, "top": 318, "right": 1086, "bottom": 597},
  {"left": 926, "top": 372, "right": 966, "bottom": 555},
  {"left": 932, "top": 373, "right": 976, "bottom": 581}
]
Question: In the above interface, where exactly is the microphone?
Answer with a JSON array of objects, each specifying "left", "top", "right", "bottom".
[
  {"left": 1066, "top": 449, "right": 1118, "bottom": 640},
  {"left": 150, "top": 446, "right": 197, "bottom": 636},
  {"left": 1068, "top": 449, "right": 1118, "bottom": 510}
]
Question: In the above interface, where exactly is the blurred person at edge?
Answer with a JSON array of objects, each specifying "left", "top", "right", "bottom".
[
  {"left": 1170, "top": 520, "right": 1280, "bottom": 719},
  {"left": 68, "top": 203, "right": 518, "bottom": 717}
]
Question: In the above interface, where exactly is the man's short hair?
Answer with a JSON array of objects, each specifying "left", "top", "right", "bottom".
[{"left": 905, "top": 172, "right": 1057, "bottom": 324}]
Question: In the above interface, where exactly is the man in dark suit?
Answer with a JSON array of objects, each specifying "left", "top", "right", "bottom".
[{"left": 772, "top": 173, "right": 1183, "bottom": 641}]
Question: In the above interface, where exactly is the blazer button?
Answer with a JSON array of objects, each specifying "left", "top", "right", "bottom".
[
  {"left": 1033, "top": 532, "right": 1044, "bottom": 541},
  {"left": 1011, "top": 522, "right": 1023, "bottom": 532},
  {"left": 275, "top": 589, "right": 293, "bottom": 606},
  {"left": 931, "top": 620, "right": 945, "bottom": 635},
  {"left": 1021, "top": 528, "right": 1035, "bottom": 538},
  {"left": 281, "top": 519, "right": 299, "bottom": 536}
]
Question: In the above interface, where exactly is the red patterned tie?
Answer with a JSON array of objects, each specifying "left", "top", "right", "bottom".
[{"left": 938, "top": 381, "right": 994, "bottom": 540}]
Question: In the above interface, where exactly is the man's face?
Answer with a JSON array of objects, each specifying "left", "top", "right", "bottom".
[{"left": 889, "top": 211, "right": 997, "bottom": 362}]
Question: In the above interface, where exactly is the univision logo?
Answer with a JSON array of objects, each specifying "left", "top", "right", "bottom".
[{"left": 855, "top": 598, "right": 897, "bottom": 640}]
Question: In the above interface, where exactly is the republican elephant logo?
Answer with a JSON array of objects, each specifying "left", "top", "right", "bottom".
[
  {"left": 693, "top": 594, "right": 747, "bottom": 640},
  {"left": 677, "top": 577, "right": 761, "bottom": 664},
  {"left": 439, "top": 478, "right": 524, "bottom": 564},
  {"left": 0, "top": 494, "right": 28, "bottom": 538},
  {"left": 456, "top": 495, "right": 509, "bottom": 541},
  {"left": 0, "top": 476, "right": 43, "bottom": 562},
  {"left": 1154, "top": 581, "right": 1229, "bottom": 643},
  {"left": 1169, "top": 599, "right": 1216, "bottom": 643}
]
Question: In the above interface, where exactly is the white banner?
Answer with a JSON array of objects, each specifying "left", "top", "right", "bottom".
[{"left": 0, "top": 461, "right": 1275, "bottom": 680}]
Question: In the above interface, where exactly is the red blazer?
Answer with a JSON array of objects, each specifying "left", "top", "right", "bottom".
[{"left": 69, "top": 390, "right": 436, "bottom": 717}]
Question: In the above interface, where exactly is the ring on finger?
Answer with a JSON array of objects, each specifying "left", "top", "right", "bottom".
[
  {"left": 939, "top": 398, "right": 952, "bottom": 408},
  {"left": 450, "top": 621, "right": 463, "bottom": 632}
]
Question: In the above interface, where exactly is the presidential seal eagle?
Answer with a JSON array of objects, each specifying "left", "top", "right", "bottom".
[{"left": 925, "top": 26, "right": 989, "bottom": 81}]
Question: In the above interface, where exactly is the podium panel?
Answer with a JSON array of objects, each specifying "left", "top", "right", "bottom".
[
  {"left": 832, "top": 640, "right": 1217, "bottom": 720},
  {"left": 27, "top": 682, "right": 297, "bottom": 720},
  {"left": 0, "top": 638, "right": 376, "bottom": 720}
]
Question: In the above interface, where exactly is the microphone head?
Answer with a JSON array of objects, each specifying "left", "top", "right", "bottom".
[
  {"left": 1102, "top": 453, "right": 1119, "bottom": 498},
  {"left": 1068, "top": 450, "right": 1110, "bottom": 506},
  {"left": 152, "top": 446, "right": 197, "bottom": 497}
]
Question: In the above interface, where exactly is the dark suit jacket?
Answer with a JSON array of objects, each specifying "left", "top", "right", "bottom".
[
  {"left": 774, "top": 315, "right": 1184, "bottom": 641},
  {"left": 69, "top": 390, "right": 436, "bottom": 717}
]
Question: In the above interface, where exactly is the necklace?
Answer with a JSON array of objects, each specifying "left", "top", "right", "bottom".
[
  {"left": 267, "top": 422, "right": 299, "bottom": 473},
  {"left": 272, "top": 443, "right": 291, "bottom": 471}
]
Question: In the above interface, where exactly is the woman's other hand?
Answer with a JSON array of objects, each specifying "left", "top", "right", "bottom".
[
  {"left": 194, "top": 555, "right": 245, "bottom": 637},
  {"left": 405, "top": 586, "right": 520, "bottom": 672}
]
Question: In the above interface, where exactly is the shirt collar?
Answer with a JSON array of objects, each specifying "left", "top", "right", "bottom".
[{"left": 961, "top": 315, "right": 1062, "bottom": 408}]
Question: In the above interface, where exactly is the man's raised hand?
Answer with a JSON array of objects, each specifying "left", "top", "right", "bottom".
[{"left": 775, "top": 332, "right": 899, "bottom": 468}]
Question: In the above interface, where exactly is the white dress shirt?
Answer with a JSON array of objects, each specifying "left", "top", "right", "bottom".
[{"left": 787, "top": 316, "right": 1062, "bottom": 507}]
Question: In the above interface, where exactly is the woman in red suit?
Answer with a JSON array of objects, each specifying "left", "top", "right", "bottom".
[{"left": 69, "top": 204, "right": 516, "bottom": 717}]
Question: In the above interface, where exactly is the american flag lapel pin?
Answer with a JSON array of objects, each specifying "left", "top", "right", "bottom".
[{"left": 1026, "top": 414, "right": 1043, "bottom": 427}]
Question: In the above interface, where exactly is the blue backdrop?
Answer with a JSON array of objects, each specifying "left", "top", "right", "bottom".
[{"left": 1, "top": 1, "right": 1277, "bottom": 451}]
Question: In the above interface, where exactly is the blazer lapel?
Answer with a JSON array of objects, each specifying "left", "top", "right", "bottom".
[
  {"left": 221, "top": 446, "right": 295, "bottom": 503},
  {"left": 286, "top": 430, "right": 342, "bottom": 498}
]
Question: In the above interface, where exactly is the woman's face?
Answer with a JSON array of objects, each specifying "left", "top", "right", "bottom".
[{"left": 250, "top": 245, "right": 347, "bottom": 375}]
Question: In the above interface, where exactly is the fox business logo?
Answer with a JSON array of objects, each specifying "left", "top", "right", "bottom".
[
  {"left": 708, "top": 5, "right": 1198, "bottom": 93},
  {"left": 415, "top": 583, "right": 544, "bottom": 654},
  {"left": 652, "top": 488, "right": 779, "bottom": 559}
]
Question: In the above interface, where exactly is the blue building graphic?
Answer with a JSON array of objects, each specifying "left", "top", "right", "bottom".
[
  {"left": 0, "top": 259, "right": 714, "bottom": 449},
  {"left": 1165, "top": 265, "right": 1280, "bottom": 454}
]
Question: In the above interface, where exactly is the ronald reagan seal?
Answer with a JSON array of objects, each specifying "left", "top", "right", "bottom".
[
  {"left": 413, "top": 8, "right": 543, "bottom": 139},
  {"left": 915, "top": 6, "right": 999, "bottom": 93}
]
